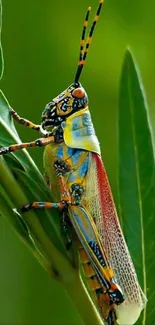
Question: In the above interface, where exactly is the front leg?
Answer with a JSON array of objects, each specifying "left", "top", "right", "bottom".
[
  {"left": 0, "top": 136, "right": 55, "bottom": 155},
  {"left": 21, "top": 201, "right": 64, "bottom": 212},
  {"left": 10, "top": 107, "right": 41, "bottom": 132},
  {"left": 21, "top": 159, "right": 72, "bottom": 212}
]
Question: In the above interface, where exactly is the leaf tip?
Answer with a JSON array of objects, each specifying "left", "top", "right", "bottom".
[{"left": 123, "top": 47, "right": 135, "bottom": 68}]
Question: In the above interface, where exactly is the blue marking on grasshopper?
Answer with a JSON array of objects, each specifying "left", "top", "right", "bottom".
[
  {"left": 71, "top": 149, "right": 84, "bottom": 165},
  {"left": 72, "top": 118, "right": 79, "bottom": 130},
  {"left": 38, "top": 202, "right": 46, "bottom": 208},
  {"left": 57, "top": 146, "right": 64, "bottom": 159},
  {"left": 72, "top": 207, "right": 106, "bottom": 267},
  {"left": 69, "top": 173, "right": 76, "bottom": 182},
  {"left": 53, "top": 203, "right": 59, "bottom": 209},
  {"left": 82, "top": 113, "right": 91, "bottom": 126},
  {"left": 73, "top": 209, "right": 95, "bottom": 242},
  {"left": 67, "top": 147, "right": 75, "bottom": 156},
  {"left": 78, "top": 156, "right": 89, "bottom": 177}
]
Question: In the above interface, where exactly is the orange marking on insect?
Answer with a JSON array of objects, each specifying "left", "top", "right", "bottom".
[
  {"left": 87, "top": 36, "right": 92, "bottom": 44},
  {"left": 78, "top": 60, "right": 85, "bottom": 66},
  {"left": 98, "top": 293, "right": 105, "bottom": 306},
  {"left": 84, "top": 21, "right": 88, "bottom": 27},
  {"left": 44, "top": 202, "right": 52, "bottom": 208},
  {"left": 80, "top": 40, "right": 84, "bottom": 47},
  {"left": 32, "top": 202, "right": 39, "bottom": 208},
  {"left": 94, "top": 15, "right": 99, "bottom": 22},
  {"left": 79, "top": 249, "right": 89, "bottom": 263},
  {"left": 106, "top": 267, "right": 115, "bottom": 279},
  {"left": 58, "top": 202, "right": 64, "bottom": 209},
  {"left": 72, "top": 87, "right": 85, "bottom": 98},
  {"left": 88, "top": 277, "right": 101, "bottom": 291},
  {"left": 62, "top": 195, "right": 71, "bottom": 202},
  {"left": 110, "top": 283, "right": 119, "bottom": 291}
]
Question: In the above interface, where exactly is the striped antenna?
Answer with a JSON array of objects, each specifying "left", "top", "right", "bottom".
[
  {"left": 74, "top": 0, "right": 104, "bottom": 83},
  {"left": 78, "top": 7, "right": 91, "bottom": 63}
]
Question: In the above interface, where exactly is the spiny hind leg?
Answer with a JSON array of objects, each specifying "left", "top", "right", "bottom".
[{"left": 10, "top": 108, "right": 41, "bottom": 132}]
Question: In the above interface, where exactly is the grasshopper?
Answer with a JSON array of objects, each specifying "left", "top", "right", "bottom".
[{"left": 0, "top": 0, "right": 147, "bottom": 324}]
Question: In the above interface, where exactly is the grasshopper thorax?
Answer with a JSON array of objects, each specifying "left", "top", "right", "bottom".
[{"left": 41, "top": 82, "right": 88, "bottom": 133}]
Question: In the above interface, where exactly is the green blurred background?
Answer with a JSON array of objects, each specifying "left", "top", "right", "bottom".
[{"left": 0, "top": 0, "right": 154, "bottom": 324}]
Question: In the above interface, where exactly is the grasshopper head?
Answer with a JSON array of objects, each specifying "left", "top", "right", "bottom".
[{"left": 41, "top": 82, "right": 88, "bottom": 132}]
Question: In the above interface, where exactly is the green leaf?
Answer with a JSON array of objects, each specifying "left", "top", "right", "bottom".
[
  {"left": 0, "top": 186, "right": 50, "bottom": 270},
  {"left": 0, "top": 89, "right": 47, "bottom": 181},
  {"left": 118, "top": 49, "right": 155, "bottom": 324},
  {"left": 0, "top": 0, "right": 4, "bottom": 79}
]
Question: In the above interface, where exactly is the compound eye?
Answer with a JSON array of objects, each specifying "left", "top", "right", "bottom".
[{"left": 72, "top": 87, "right": 85, "bottom": 98}]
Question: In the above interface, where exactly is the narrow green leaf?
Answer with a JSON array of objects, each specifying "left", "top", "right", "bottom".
[
  {"left": 0, "top": 0, "right": 4, "bottom": 79},
  {"left": 0, "top": 89, "right": 45, "bottom": 181},
  {"left": 11, "top": 167, "right": 67, "bottom": 251},
  {"left": 118, "top": 49, "right": 155, "bottom": 324},
  {"left": 0, "top": 188, "right": 51, "bottom": 271}
]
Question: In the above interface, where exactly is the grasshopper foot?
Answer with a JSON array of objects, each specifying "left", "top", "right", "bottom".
[
  {"left": 107, "top": 309, "right": 117, "bottom": 325},
  {"left": 0, "top": 147, "right": 10, "bottom": 155},
  {"left": 21, "top": 203, "right": 32, "bottom": 212}
]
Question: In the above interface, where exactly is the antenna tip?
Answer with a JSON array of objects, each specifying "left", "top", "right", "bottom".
[
  {"left": 88, "top": 6, "right": 91, "bottom": 11},
  {"left": 100, "top": 0, "right": 104, "bottom": 4}
]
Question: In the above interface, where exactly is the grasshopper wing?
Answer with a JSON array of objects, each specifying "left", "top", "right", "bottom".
[{"left": 83, "top": 153, "right": 147, "bottom": 325}]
